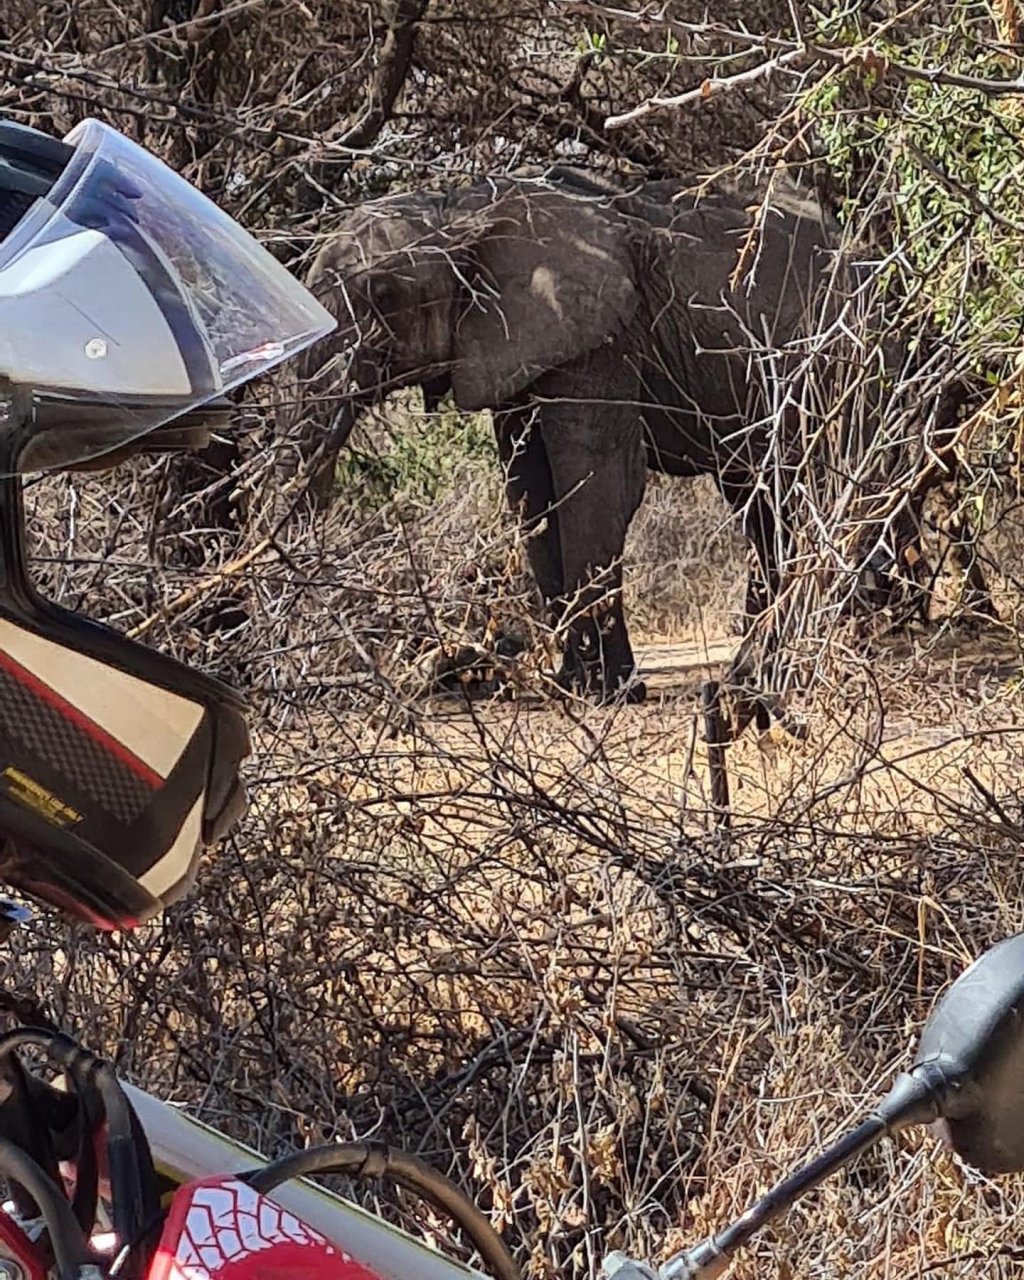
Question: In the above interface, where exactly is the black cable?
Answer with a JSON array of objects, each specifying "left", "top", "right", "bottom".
[
  {"left": 243, "top": 1143, "right": 521, "bottom": 1280},
  {"left": 90, "top": 1058, "right": 156, "bottom": 1248},
  {"left": 0, "top": 1028, "right": 97, "bottom": 1231},
  {"left": 0, "top": 1138, "right": 92, "bottom": 1279},
  {"left": 0, "top": 1029, "right": 160, "bottom": 1253},
  {"left": 0, "top": 1031, "right": 108, "bottom": 1235},
  {"left": 67, "top": 1085, "right": 100, "bottom": 1239},
  {"left": 0, "top": 1028, "right": 518, "bottom": 1280}
]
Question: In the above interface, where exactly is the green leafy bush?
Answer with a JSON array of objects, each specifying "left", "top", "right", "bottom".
[
  {"left": 803, "top": 6, "right": 1024, "bottom": 366},
  {"left": 335, "top": 399, "right": 497, "bottom": 509}
]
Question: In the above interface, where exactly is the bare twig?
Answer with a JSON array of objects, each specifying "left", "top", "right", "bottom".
[
  {"left": 327, "top": 0, "right": 430, "bottom": 154},
  {"left": 606, "top": 46, "right": 811, "bottom": 128}
]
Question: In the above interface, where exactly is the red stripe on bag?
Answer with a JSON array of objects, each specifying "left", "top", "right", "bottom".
[{"left": 0, "top": 648, "right": 162, "bottom": 788}]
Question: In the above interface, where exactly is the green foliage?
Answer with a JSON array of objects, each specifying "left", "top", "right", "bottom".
[
  {"left": 794, "top": 0, "right": 1024, "bottom": 520},
  {"left": 334, "top": 399, "right": 497, "bottom": 509},
  {"left": 801, "top": 3, "right": 1024, "bottom": 369},
  {"left": 577, "top": 29, "right": 607, "bottom": 58}
]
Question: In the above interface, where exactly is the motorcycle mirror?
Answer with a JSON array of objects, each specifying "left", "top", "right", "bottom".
[
  {"left": 912, "top": 930, "right": 1024, "bottom": 1175},
  {"left": 645, "top": 931, "right": 1024, "bottom": 1280}
]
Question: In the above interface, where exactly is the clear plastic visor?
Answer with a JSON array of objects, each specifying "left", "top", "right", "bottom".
[{"left": 0, "top": 118, "right": 335, "bottom": 475}]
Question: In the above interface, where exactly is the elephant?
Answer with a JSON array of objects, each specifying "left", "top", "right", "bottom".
[{"left": 284, "top": 167, "right": 960, "bottom": 713}]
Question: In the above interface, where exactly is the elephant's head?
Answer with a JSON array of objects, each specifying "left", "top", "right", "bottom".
[
  {"left": 291, "top": 180, "right": 640, "bottom": 458},
  {"left": 289, "top": 197, "right": 451, "bottom": 440}
]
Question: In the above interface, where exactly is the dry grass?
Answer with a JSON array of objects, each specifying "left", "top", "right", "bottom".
[{"left": 624, "top": 474, "right": 748, "bottom": 641}]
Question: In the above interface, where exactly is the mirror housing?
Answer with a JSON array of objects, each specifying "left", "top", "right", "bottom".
[
  {"left": 655, "top": 931, "right": 1024, "bottom": 1280},
  {"left": 62, "top": 397, "right": 236, "bottom": 472},
  {"left": 913, "top": 931, "right": 1024, "bottom": 1174}
]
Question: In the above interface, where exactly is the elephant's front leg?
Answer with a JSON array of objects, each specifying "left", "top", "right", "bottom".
[
  {"left": 538, "top": 400, "right": 647, "bottom": 703},
  {"left": 494, "top": 405, "right": 564, "bottom": 608}
]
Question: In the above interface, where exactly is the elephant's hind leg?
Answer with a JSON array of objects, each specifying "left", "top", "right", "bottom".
[{"left": 720, "top": 482, "right": 794, "bottom": 736}]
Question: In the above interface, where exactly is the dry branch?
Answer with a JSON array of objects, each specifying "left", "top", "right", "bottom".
[
  {"left": 327, "top": 0, "right": 430, "bottom": 154},
  {"left": 7, "top": 6, "right": 1024, "bottom": 1279},
  {"left": 605, "top": 46, "right": 811, "bottom": 128},
  {"left": 563, "top": 2, "right": 1024, "bottom": 128}
]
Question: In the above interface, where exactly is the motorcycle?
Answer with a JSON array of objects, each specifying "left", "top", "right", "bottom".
[{"left": 0, "top": 903, "right": 1021, "bottom": 1280}]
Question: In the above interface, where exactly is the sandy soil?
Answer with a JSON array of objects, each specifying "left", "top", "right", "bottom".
[{"left": 378, "top": 626, "right": 1024, "bottom": 849}]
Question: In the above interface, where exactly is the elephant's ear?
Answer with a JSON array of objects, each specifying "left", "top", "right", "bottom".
[{"left": 451, "top": 191, "right": 638, "bottom": 411}]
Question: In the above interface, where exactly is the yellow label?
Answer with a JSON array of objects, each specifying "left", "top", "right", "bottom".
[{"left": 2, "top": 767, "right": 82, "bottom": 827}]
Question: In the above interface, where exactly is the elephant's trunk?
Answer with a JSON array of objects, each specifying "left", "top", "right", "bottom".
[
  {"left": 306, "top": 391, "right": 365, "bottom": 506},
  {"left": 277, "top": 330, "right": 380, "bottom": 509}
]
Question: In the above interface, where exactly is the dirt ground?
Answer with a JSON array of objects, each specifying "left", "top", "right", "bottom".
[{"left": 402, "top": 623, "right": 1024, "bottom": 842}]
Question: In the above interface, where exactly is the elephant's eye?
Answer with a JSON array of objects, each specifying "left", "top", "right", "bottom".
[{"left": 367, "top": 275, "right": 397, "bottom": 312}]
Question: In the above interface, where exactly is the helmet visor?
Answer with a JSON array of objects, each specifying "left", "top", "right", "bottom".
[{"left": 0, "top": 118, "right": 335, "bottom": 475}]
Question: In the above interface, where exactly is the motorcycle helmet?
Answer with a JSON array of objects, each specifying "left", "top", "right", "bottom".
[{"left": 0, "top": 117, "right": 335, "bottom": 930}]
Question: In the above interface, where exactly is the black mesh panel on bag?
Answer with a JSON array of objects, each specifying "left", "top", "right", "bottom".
[{"left": 0, "top": 661, "right": 157, "bottom": 825}]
